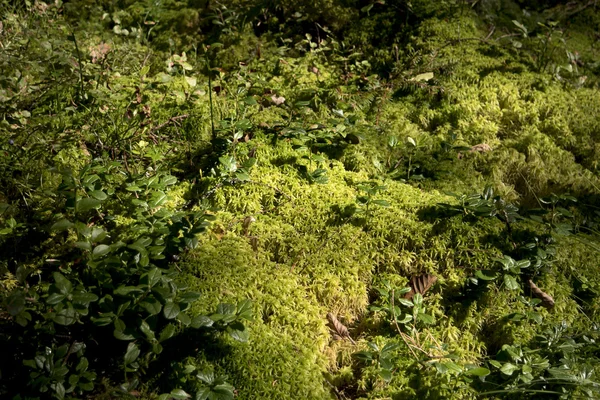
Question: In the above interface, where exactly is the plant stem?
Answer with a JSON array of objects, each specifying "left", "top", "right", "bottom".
[
  {"left": 206, "top": 55, "right": 216, "bottom": 142},
  {"left": 69, "top": 31, "right": 85, "bottom": 101}
]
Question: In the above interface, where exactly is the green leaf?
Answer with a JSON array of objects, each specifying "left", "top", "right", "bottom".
[
  {"left": 46, "top": 293, "right": 66, "bottom": 305},
  {"left": 185, "top": 76, "right": 197, "bottom": 87},
  {"left": 53, "top": 272, "right": 73, "bottom": 295},
  {"left": 196, "top": 370, "right": 215, "bottom": 385},
  {"left": 504, "top": 275, "right": 520, "bottom": 291},
  {"left": 89, "top": 190, "right": 107, "bottom": 200},
  {"left": 162, "top": 175, "right": 178, "bottom": 186},
  {"left": 211, "top": 384, "right": 235, "bottom": 399},
  {"left": 77, "top": 198, "right": 102, "bottom": 212},
  {"left": 140, "top": 298, "right": 162, "bottom": 315},
  {"left": 114, "top": 329, "right": 135, "bottom": 341},
  {"left": 114, "top": 286, "right": 144, "bottom": 296},
  {"left": 417, "top": 313, "right": 435, "bottom": 324},
  {"left": 442, "top": 361, "right": 463, "bottom": 374},
  {"left": 465, "top": 367, "right": 490, "bottom": 377},
  {"left": 164, "top": 302, "right": 180, "bottom": 319},
  {"left": 191, "top": 315, "right": 214, "bottom": 329},
  {"left": 54, "top": 307, "right": 77, "bottom": 325},
  {"left": 7, "top": 292, "right": 25, "bottom": 315},
  {"left": 216, "top": 303, "right": 236, "bottom": 315},
  {"left": 372, "top": 199, "right": 390, "bottom": 207},
  {"left": 75, "top": 241, "right": 92, "bottom": 251},
  {"left": 227, "top": 324, "right": 249, "bottom": 342},
  {"left": 177, "top": 312, "right": 192, "bottom": 326},
  {"left": 475, "top": 270, "right": 497, "bottom": 281},
  {"left": 236, "top": 299, "right": 253, "bottom": 320},
  {"left": 500, "top": 362, "right": 519, "bottom": 376},
  {"left": 139, "top": 320, "right": 155, "bottom": 340},
  {"left": 353, "top": 351, "right": 374, "bottom": 362},
  {"left": 124, "top": 343, "right": 140, "bottom": 365},
  {"left": 51, "top": 219, "right": 74, "bottom": 232},
  {"left": 149, "top": 191, "right": 168, "bottom": 208},
  {"left": 195, "top": 387, "right": 211, "bottom": 400},
  {"left": 141, "top": 268, "right": 162, "bottom": 287},
  {"left": 397, "top": 298, "right": 413, "bottom": 307},
  {"left": 413, "top": 293, "right": 423, "bottom": 306},
  {"left": 526, "top": 311, "right": 543, "bottom": 324},
  {"left": 379, "top": 368, "right": 393, "bottom": 382},
  {"left": 93, "top": 244, "right": 111, "bottom": 258},
  {"left": 72, "top": 292, "right": 99, "bottom": 305},
  {"left": 512, "top": 20, "right": 528, "bottom": 34},
  {"left": 243, "top": 96, "right": 257, "bottom": 106},
  {"left": 170, "top": 389, "right": 191, "bottom": 399},
  {"left": 76, "top": 357, "right": 89, "bottom": 373},
  {"left": 397, "top": 314, "right": 412, "bottom": 324},
  {"left": 55, "top": 382, "right": 66, "bottom": 399},
  {"left": 159, "top": 324, "right": 176, "bottom": 342},
  {"left": 179, "top": 291, "right": 201, "bottom": 304}
]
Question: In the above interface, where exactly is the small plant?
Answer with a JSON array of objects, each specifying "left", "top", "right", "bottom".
[
  {"left": 479, "top": 322, "right": 600, "bottom": 398},
  {"left": 371, "top": 282, "right": 436, "bottom": 328},
  {"left": 440, "top": 186, "right": 521, "bottom": 233},
  {"left": 528, "top": 193, "right": 577, "bottom": 236},
  {"left": 354, "top": 341, "right": 401, "bottom": 382},
  {"left": 511, "top": 19, "right": 567, "bottom": 73},
  {"left": 353, "top": 181, "right": 390, "bottom": 223},
  {"left": 387, "top": 136, "right": 425, "bottom": 181}
]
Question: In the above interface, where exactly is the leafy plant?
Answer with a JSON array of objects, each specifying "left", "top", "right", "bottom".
[
  {"left": 1, "top": 161, "right": 252, "bottom": 398},
  {"left": 354, "top": 341, "right": 401, "bottom": 382},
  {"left": 353, "top": 181, "right": 390, "bottom": 223},
  {"left": 440, "top": 186, "right": 521, "bottom": 233},
  {"left": 387, "top": 136, "right": 426, "bottom": 181}
]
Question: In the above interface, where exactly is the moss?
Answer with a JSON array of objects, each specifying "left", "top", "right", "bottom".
[
  {"left": 26, "top": 1, "right": 599, "bottom": 398},
  {"left": 180, "top": 121, "right": 597, "bottom": 397}
]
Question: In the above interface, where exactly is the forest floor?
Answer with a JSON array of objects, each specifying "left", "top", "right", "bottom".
[{"left": 2, "top": 1, "right": 600, "bottom": 399}]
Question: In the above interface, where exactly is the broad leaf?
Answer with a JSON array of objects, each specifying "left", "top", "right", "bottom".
[{"left": 124, "top": 343, "right": 140, "bottom": 365}]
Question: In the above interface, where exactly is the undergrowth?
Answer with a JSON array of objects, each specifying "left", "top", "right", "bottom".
[{"left": 1, "top": 0, "right": 600, "bottom": 399}]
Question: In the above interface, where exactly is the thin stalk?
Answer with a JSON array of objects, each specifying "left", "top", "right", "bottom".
[
  {"left": 69, "top": 31, "right": 85, "bottom": 101},
  {"left": 206, "top": 55, "right": 216, "bottom": 142}
]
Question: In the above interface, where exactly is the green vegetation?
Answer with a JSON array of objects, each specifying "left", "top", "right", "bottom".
[{"left": 1, "top": 0, "right": 600, "bottom": 398}]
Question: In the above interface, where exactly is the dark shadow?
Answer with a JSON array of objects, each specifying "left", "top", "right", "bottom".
[
  {"left": 270, "top": 155, "right": 298, "bottom": 167},
  {"left": 149, "top": 327, "right": 236, "bottom": 392}
]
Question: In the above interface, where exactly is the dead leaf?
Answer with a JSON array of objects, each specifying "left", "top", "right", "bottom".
[
  {"left": 327, "top": 313, "right": 356, "bottom": 344},
  {"left": 528, "top": 280, "right": 554, "bottom": 309},
  {"left": 89, "top": 42, "right": 111, "bottom": 64},
  {"left": 271, "top": 94, "right": 286, "bottom": 105},
  {"left": 404, "top": 274, "right": 438, "bottom": 299},
  {"left": 243, "top": 216, "right": 256, "bottom": 236},
  {"left": 470, "top": 143, "right": 492, "bottom": 153}
]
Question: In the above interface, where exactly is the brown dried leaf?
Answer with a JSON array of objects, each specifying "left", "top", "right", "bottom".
[
  {"left": 470, "top": 143, "right": 492, "bottom": 153},
  {"left": 528, "top": 280, "right": 554, "bottom": 309},
  {"left": 404, "top": 274, "right": 438, "bottom": 299},
  {"left": 271, "top": 94, "right": 286, "bottom": 105},
  {"left": 327, "top": 313, "right": 356, "bottom": 344}
]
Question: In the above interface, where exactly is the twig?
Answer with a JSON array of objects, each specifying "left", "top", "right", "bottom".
[
  {"left": 518, "top": 171, "right": 543, "bottom": 208},
  {"left": 148, "top": 114, "right": 189, "bottom": 135},
  {"left": 324, "top": 378, "right": 348, "bottom": 400}
]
